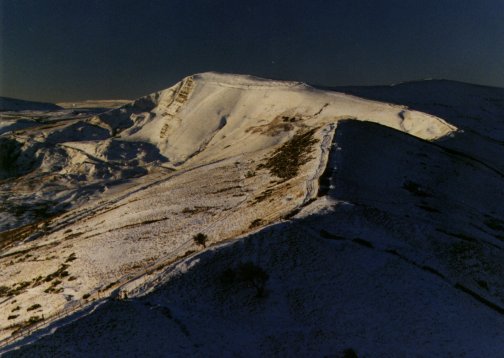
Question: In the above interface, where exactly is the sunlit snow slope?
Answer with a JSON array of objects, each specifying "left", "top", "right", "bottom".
[{"left": 3, "top": 73, "right": 504, "bottom": 356}]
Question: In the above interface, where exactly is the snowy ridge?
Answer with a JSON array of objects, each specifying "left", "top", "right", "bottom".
[
  {"left": 1, "top": 73, "right": 504, "bottom": 356},
  {"left": 0, "top": 72, "right": 455, "bottom": 232}
]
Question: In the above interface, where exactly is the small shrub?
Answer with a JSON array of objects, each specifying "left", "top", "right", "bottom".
[
  {"left": 253, "top": 189, "right": 274, "bottom": 203},
  {"left": 249, "top": 219, "right": 264, "bottom": 229},
  {"left": 0, "top": 285, "right": 10, "bottom": 297},
  {"left": 32, "top": 275, "right": 44, "bottom": 287},
  {"left": 65, "top": 253, "right": 77, "bottom": 262},
  {"left": 11, "top": 306, "right": 20, "bottom": 312},
  {"left": 27, "top": 303, "right": 41, "bottom": 311},
  {"left": 193, "top": 233, "right": 208, "bottom": 248},
  {"left": 45, "top": 279, "right": 64, "bottom": 292},
  {"left": 27, "top": 315, "right": 43, "bottom": 325},
  {"left": 44, "top": 263, "right": 71, "bottom": 283},
  {"left": 83, "top": 293, "right": 91, "bottom": 299},
  {"left": 237, "top": 262, "right": 269, "bottom": 297},
  {"left": 101, "top": 281, "right": 118, "bottom": 291},
  {"left": 10, "top": 315, "right": 45, "bottom": 336},
  {"left": 7, "top": 315, "right": 18, "bottom": 320},
  {"left": 7, "top": 281, "right": 31, "bottom": 296}
]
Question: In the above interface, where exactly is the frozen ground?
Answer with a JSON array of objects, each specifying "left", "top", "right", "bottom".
[{"left": 1, "top": 73, "right": 503, "bottom": 356}]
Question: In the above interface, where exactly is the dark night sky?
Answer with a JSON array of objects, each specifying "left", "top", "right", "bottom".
[{"left": 1, "top": 0, "right": 503, "bottom": 102}]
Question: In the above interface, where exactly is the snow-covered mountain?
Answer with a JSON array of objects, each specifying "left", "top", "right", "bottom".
[{"left": 1, "top": 73, "right": 503, "bottom": 357}]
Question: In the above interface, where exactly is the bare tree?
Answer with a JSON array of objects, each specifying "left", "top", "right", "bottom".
[{"left": 193, "top": 233, "right": 208, "bottom": 248}]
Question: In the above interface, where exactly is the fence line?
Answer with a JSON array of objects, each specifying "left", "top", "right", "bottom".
[
  {"left": 0, "top": 218, "right": 224, "bottom": 351},
  {"left": 0, "top": 154, "right": 242, "bottom": 349},
  {"left": 0, "top": 298, "right": 93, "bottom": 350}
]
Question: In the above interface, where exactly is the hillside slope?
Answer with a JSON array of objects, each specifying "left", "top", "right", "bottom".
[
  {"left": 329, "top": 80, "right": 504, "bottom": 174},
  {"left": 0, "top": 97, "right": 62, "bottom": 112},
  {"left": 5, "top": 120, "right": 504, "bottom": 357},
  {"left": 1, "top": 73, "right": 503, "bottom": 356},
  {"left": 0, "top": 73, "right": 454, "bottom": 232}
]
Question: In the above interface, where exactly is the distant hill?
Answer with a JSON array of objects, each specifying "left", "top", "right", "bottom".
[
  {"left": 57, "top": 99, "right": 132, "bottom": 109},
  {"left": 0, "top": 96, "right": 62, "bottom": 111}
]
